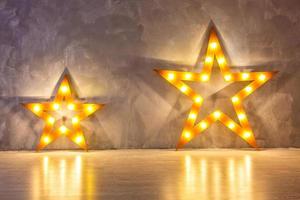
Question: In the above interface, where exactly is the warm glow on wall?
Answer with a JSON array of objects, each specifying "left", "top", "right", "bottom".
[
  {"left": 23, "top": 73, "right": 104, "bottom": 151},
  {"left": 155, "top": 26, "right": 277, "bottom": 149}
]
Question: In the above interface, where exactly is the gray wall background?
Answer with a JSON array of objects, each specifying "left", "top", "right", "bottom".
[{"left": 0, "top": 0, "right": 299, "bottom": 149}]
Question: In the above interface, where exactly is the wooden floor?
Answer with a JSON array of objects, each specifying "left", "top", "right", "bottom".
[{"left": 0, "top": 149, "right": 299, "bottom": 200}]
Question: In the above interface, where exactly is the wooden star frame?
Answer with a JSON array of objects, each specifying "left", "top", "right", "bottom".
[
  {"left": 23, "top": 74, "right": 103, "bottom": 151},
  {"left": 155, "top": 27, "right": 277, "bottom": 149}
]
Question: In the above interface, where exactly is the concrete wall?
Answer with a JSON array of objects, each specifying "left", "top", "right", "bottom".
[{"left": 0, "top": 0, "right": 299, "bottom": 149}]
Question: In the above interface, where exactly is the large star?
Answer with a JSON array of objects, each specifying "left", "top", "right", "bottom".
[
  {"left": 155, "top": 27, "right": 277, "bottom": 149},
  {"left": 23, "top": 72, "right": 103, "bottom": 151}
]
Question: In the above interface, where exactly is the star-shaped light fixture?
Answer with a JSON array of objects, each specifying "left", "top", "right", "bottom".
[
  {"left": 23, "top": 72, "right": 103, "bottom": 151},
  {"left": 155, "top": 26, "right": 277, "bottom": 149}
]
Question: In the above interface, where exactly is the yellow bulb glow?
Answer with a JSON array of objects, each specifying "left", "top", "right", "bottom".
[
  {"left": 243, "top": 131, "right": 251, "bottom": 139},
  {"left": 189, "top": 113, "right": 197, "bottom": 120},
  {"left": 228, "top": 122, "right": 235, "bottom": 129},
  {"left": 68, "top": 103, "right": 75, "bottom": 110},
  {"left": 53, "top": 103, "right": 60, "bottom": 110},
  {"left": 167, "top": 73, "right": 175, "bottom": 80},
  {"left": 59, "top": 125, "right": 67, "bottom": 134},
  {"left": 60, "top": 85, "right": 68, "bottom": 93},
  {"left": 242, "top": 73, "right": 249, "bottom": 80},
  {"left": 238, "top": 113, "right": 246, "bottom": 120},
  {"left": 43, "top": 136, "right": 50, "bottom": 144},
  {"left": 180, "top": 86, "right": 188, "bottom": 92},
  {"left": 224, "top": 74, "right": 232, "bottom": 81},
  {"left": 218, "top": 57, "right": 225, "bottom": 65},
  {"left": 72, "top": 117, "right": 79, "bottom": 124},
  {"left": 232, "top": 96, "right": 239, "bottom": 103},
  {"left": 33, "top": 105, "right": 41, "bottom": 113},
  {"left": 201, "top": 74, "right": 209, "bottom": 81},
  {"left": 213, "top": 111, "right": 221, "bottom": 119},
  {"left": 210, "top": 42, "right": 218, "bottom": 49},
  {"left": 185, "top": 73, "right": 192, "bottom": 79},
  {"left": 205, "top": 56, "right": 213, "bottom": 63},
  {"left": 75, "top": 135, "right": 83, "bottom": 144},
  {"left": 195, "top": 96, "right": 203, "bottom": 103},
  {"left": 184, "top": 131, "right": 191, "bottom": 140},
  {"left": 259, "top": 74, "right": 266, "bottom": 81},
  {"left": 47, "top": 117, "right": 55, "bottom": 124},
  {"left": 245, "top": 86, "right": 252, "bottom": 93},
  {"left": 200, "top": 121, "right": 208, "bottom": 129},
  {"left": 87, "top": 105, "right": 94, "bottom": 112}
]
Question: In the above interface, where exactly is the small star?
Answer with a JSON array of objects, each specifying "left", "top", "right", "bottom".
[
  {"left": 23, "top": 70, "right": 104, "bottom": 151},
  {"left": 155, "top": 26, "right": 277, "bottom": 149}
]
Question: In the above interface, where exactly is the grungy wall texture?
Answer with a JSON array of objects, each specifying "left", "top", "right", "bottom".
[{"left": 0, "top": 0, "right": 299, "bottom": 149}]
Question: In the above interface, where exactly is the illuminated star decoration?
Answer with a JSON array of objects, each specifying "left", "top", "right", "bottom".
[
  {"left": 23, "top": 72, "right": 103, "bottom": 151},
  {"left": 155, "top": 27, "right": 277, "bottom": 149}
]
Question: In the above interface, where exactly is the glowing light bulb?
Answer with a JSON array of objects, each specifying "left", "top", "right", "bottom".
[
  {"left": 60, "top": 85, "right": 68, "bottom": 93},
  {"left": 243, "top": 131, "right": 251, "bottom": 139},
  {"left": 75, "top": 135, "right": 83, "bottom": 144},
  {"left": 87, "top": 105, "right": 94, "bottom": 112},
  {"left": 200, "top": 121, "right": 208, "bottom": 129},
  {"left": 245, "top": 86, "right": 252, "bottom": 93},
  {"left": 68, "top": 103, "right": 75, "bottom": 110},
  {"left": 53, "top": 103, "right": 60, "bottom": 110},
  {"left": 205, "top": 56, "right": 213, "bottom": 63},
  {"left": 238, "top": 113, "right": 246, "bottom": 120},
  {"left": 259, "top": 74, "right": 266, "bottom": 81},
  {"left": 43, "top": 136, "right": 50, "bottom": 144},
  {"left": 228, "top": 122, "right": 235, "bottom": 129},
  {"left": 33, "top": 105, "right": 41, "bottom": 113},
  {"left": 72, "top": 117, "right": 79, "bottom": 124},
  {"left": 185, "top": 73, "right": 192, "bottom": 79},
  {"left": 184, "top": 131, "right": 191, "bottom": 139},
  {"left": 218, "top": 57, "right": 225, "bottom": 65},
  {"left": 224, "top": 74, "right": 232, "bottom": 81},
  {"left": 47, "top": 117, "right": 55, "bottom": 124},
  {"left": 210, "top": 42, "right": 217, "bottom": 49},
  {"left": 201, "top": 74, "right": 209, "bottom": 81},
  {"left": 232, "top": 96, "right": 239, "bottom": 103},
  {"left": 59, "top": 125, "right": 67, "bottom": 134},
  {"left": 167, "top": 73, "right": 175, "bottom": 81},
  {"left": 195, "top": 96, "right": 203, "bottom": 103},
  {"left": 189, "top": 113, "right": 197, "bottom": 120},
  {"left": 213, "top": 111, "right": 221, "bottom": 119},
  {"left": 242, "top": 73, "right": 249, "bottom": 80},
  {"left": 180, "top": 86, "right": 188, "bottom": 92}
]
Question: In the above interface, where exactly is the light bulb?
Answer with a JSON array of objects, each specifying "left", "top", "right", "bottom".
[
  {"left": 245, "top": 86, "right": 252, "bottom": 93},
  {"left": 232, "top": 96, "right": 239, "bottom": 103},
  {"left": 200, "top": 121, "right": 208, "bottom": 129},
  {"left": 167, "top": 73, "right": 175, "bottom": 81},
  {"left": 87, "top": 105, "right": 94, "bottom": 112},
  {"left": 53, "top": 103, "right": 60, "bottom": 110},
  {"left": 68, "top": 103, "right": 75, "bottom": 110},
  {"left": 218, "top": 57, "right": 225, "bottom": 65},
  {"left": 259, "top": 74, "right": 266, "bottom": 81},
  {"left": 224, "top": 74, "right": 232, "bottom": 81},
  {"left": 195, "top": 96, "right": 203, "bottom": 103},
  {"left": 47, "top": 117, "right": 55, "bottom": 124},
  {"left": 59, "top": 125, "right": 67, "bottom": 134},
  {"left": 180, "top": 86, "right": 188, "bottom": 92},
  {"left": 210, "top": 42, "right": 217, "bottom": 49},
  {"left": 228, "top": 122, "right": 235, "bottom": 129},
  {"left": 213, "top": 111, "right": 221, "bottom": 119},
  {"left": 238, "top": 113, "right": 246, "bottom": 120},
  {"left": 185, "top": 73, "right": 192, "bottom": 79},
  {"left": 184, "top": 131, "right": 191, "bottom": 139},
  {"left": 60, "top": 85, "right": 68, "bottom": 93},
  {"left": 72, "top": 117, "right": 79, "bottom": 124},
  {"left": 242, "top": 73, "right": 249, "bottom": 80},
  {"left": 189, "top": 113, "right": 197, "bottom": 120},
  {"left": 243, "top": 131, "right": 251, "bottom": 139},
  {"left": 43, "top": 136, "right": 50, "bottom": 144},
  {"left": 205, "top": 56, "right": 213, "bottom": 63},
  {"left": 33, "top": 105, "right": 41, "bottom": 113},
  {"left": 75, "top": 135, "right": 83, "bottom": 144},
  {"left": 201, "top": 74, "right": 209, "bottom": 81}
]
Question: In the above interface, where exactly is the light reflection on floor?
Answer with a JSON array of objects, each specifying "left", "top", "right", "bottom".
[{"left": 0, "top": 150, "right": 299, "bottom": 200}]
